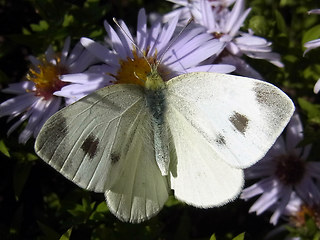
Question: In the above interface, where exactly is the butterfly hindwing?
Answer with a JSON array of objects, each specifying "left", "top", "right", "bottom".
[{"left": 167, "top": 103, "right": 244, "bottom": 207}]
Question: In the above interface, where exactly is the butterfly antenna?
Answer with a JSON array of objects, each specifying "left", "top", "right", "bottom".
[
  {"left": 113, "top": 18, "right": 151, "bottom": 70},
  {"left": 157, "top": 18, "right": 194, "bottom": 68}
]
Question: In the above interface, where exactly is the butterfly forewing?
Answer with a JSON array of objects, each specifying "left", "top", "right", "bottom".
[{"left": 166, "top": 72, "right": 294, "bottom": 169}]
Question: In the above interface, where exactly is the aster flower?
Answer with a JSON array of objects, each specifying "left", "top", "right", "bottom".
[
  {"left": 165, "top": 0, "right": 283, "bottom": 79},
  {"left": 56, "top": 8, "right": 234, "bottom": 101},
  {"left": 241, "top": 113, "right": 320, "bottom": 225},
  {"left": 0, "top": 37, "right": 95, "bottom": 143}
]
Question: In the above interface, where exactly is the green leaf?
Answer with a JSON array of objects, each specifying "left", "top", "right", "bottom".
[
  {"left": 13, "top": 161, "right": 33, "bottom": 200},
  {"left": 59, "top": 228, "right": 72, "bottom": 240},
  {"left": 30, "top": 20, "right": 49, "bottom": 32},
  {"left": 274, "top": 9, "right": 287, "bottom": 35},
  {"left": 249, "top": 16, "right": 269, "bottom": 36},
  {"left": 0, "top": 140, "right": 10, "bottom": 157},
  {"left": 302, "top": 24, "right": 320, "bottom": 45},
  {"left": 209, "top": 234, "right": 217, "bottom": 240},
  {"left": 298, "top": 98, "right": 320, "bottom": 124},
  {"left": 37, "top": 221, "right": 60, "bottom": 240},
  {"left": 233, "top": 232, "right": 245, "bottom": 240}
]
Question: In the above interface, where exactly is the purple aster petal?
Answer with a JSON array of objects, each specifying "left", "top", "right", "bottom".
[
  {"left": 45, "top": 45, "right": 56, "bottom": 64},
  {"left": 147, "top": 19, "right": 162, "bottom": 57},
  {"left": 66, "top": 42, "right": 85, "bottom": 66},
  {"left": 2, "top": 81, "right": 35, "bottom": 94},
  {"left": 249, "top": 183, "right": 284, "bottom": 215},
  {"left": 285, "top": 113, "right": 303, "bottom": 154},
  {"left": 296, "top": 176, "right": 320, "bottom": 204},
  {"left": 307, "top": 162, "right": 320, "bottom": 180},
  {"left": 81, "top": 38, "right": 116, "bottom": 65},
  {"left": 243, "top": 51, "right": 284, "bottom": 67},
  {"left": 219, "top": 55, "right": 263, "bottom": 79},
  {"left": 69, "top": 49, "right": 97, "bottom": 73},
  {"left": 225, "top": 0, "right": 250, "bottom": 36},
  {"left": 308, "top": 9, "right": 320, "bottom": 15},
  {"left": 165, "top": 38, "right": 224, "bottom": 71},
  {"left": 0, "top": 93, "right": 38, "bottom": 117},
  {"left": 185, "top": 64, "right": 235, "bottom": 74},
  {"left": 104, "top": 21, "right": 130, "bottom": 59},
  {"left": 137, "top": 8, "right": 147, "bottom": 51},
  {"left": 200, "top": 0, "right": 215, "bottom": 30},
  {"left": 33, "top": 97, "right": 61, "bottom": 136},
  {"left": 28, "top": 55, "right": 41, "bottom": 66},
  {"left": 304, "top": 39, "right": 320, "bottom": 55},
  {"left": 314, "top": 79, "right": 320, "bottom": 94},
  {"left": 235, "top": 34, "right": 269, "bottom": 46},
  {"left": 269, "top": 186, "right": 292, "bottom": 225},
  {"left": 241, "top": 176, "right": 275, "bottom": 199},
  {"left": 7, "top": 111, "right": 31, "bottom": 136},
  {"left": 157, "top": 14, "right": 180, "bottom": 56},
  {"left": 60, "top": 36, "right": 71, "bottom": 66}
]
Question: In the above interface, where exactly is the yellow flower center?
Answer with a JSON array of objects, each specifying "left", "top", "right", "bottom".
[
  {"left": 112, "top": 50, "right": 171, "bottom": 86},
  {"left": 27, "top": 56, "right": 68, "bottom": 100}
]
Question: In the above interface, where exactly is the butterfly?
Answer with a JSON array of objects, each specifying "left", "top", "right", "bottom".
[{"left": 35, "top": 64, "right": 294, "bottom": 223}]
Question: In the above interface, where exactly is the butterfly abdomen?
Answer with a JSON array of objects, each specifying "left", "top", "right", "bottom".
[{"left": 145, "top": 68, "right": 170, "bottom": 176}]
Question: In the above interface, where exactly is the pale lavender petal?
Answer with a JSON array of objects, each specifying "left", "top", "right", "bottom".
[
  {"left": 219, "top": 55, "right": 263, "bottom": 79},
  {"left": 235, "top": 34, "right": 269, "bottom": 46},
  {"left": 81, "top": 38, "right": 115, "bottom": 65},
  {"left": 314, "top": 79, "right": 320, "bottom": 94},
  {"left": 7, "top": 111, "right": 31, "bottom": 136},
  {"left": 60, "top": 73, "right": 110, "bottom": 84},
  {"left": 0, "top": 93, "right": 38, "bottom": 117},
  {"left": 307, "top": 162, "right": 320, "bottom": 179},
  {"left": 34, "top": 97, "right": 62, "bottom": 136},
  {"left": 186, "top": 64, "right": 235, "bottom": 74},
  {"left": 66, "top": 42, "right": 85, "bottom": 66},
  {"left": 147, "top": 19, "right": 162, "bottom": 57},
  {"left": 104, "top": 21, "right": 128, "bottom": 59},
  {"left": 60, "top": 36, "right": 71, "bottom": 65},
  {"left": 200, "top": 0, "right": 215, "bottom": 29},
  {"left": 157, "top": 14, "right": 180, "bottom": 56},
  {"left": 165, "top": 39, "right": 224, "bottom": 70},
  {"left": 45, "top": 45, "right": 56, "bottom": 64},
  {"left": 249, "top": 183, "right": 283, "bottom": 214},
  {"left": 308, "top": 9, "right": 320, "bottom": 15},
  {"left": 269, "top": 186, "right": 292, "bottom": 225},
  {"left": 28, "top": 55, "right": 41, "bottom": 66},
  {"left": 137, "top": 8, "right": 147, "bottom": 51},
  {"left": 226, "top": 42, "right": 241, "bottom": 55},
  {"left": 69, "top": 49, "right": 97, "bottom": 73},
  {"left": 285, "top": 113, "right": 303, "bottom": 154},
  {"left": 2, "top": 81, "right": 35, "bottom": 94},
  {"left": 116, "top": 19, "right": 135, "bottom": 57},
  {"left": 304, "top": 39, "right": 320, "bottom": 55},
  {"left": 241, "top": 177, "right": 275, "bottom": 199}
]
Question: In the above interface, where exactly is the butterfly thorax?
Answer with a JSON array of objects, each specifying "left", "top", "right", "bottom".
[{"left": 144, "top": 66, "right": 170, "bottom": 176}]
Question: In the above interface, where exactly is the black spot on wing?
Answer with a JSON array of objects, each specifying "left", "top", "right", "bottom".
[
  {"left": 81, "top": 135, "right": 99, "bottom": 159},
  {"left": 215, "top": 134, "right": 226, "bottom": 145},
  {"left": 110, "top": 153, "right": 120, "bottom": 164},
  {"left": 229, "top": 111, "right": 249, "bottom": 135}
]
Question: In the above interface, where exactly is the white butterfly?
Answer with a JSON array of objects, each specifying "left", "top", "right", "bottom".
[{"left": 35, "top": 66, "right": 294, "bottom": 223}]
